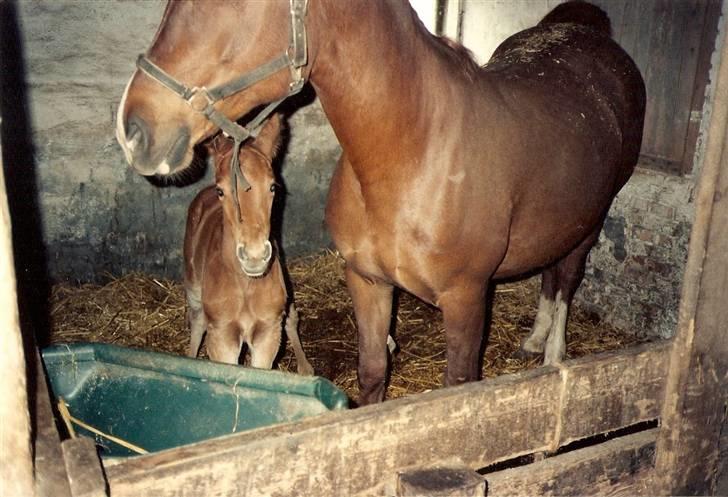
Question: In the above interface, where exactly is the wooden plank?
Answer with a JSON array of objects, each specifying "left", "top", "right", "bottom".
[
  {"left": 680, "top": 0, "right": 722, "bottom": 174},
  {"left": 485, "top": 428, "right": 658, "bottom": 497},
  {"left": 652, "top": 13, "right": 728, "bottom": 495},
  {"left": 558, "top": 341, "right": 670, "bottom": 446},
  {"left": 107, "top": 367, "right": 562, "bottom": 497},
  {"left": 106, "top": 341, "right": 670, "bottom": 497},
  {"left": 0, "top": 113, "right": 35, "bottom": 497},
  {"left": 396, "top": 464, "right": 485, "bottom": 497},
  {"left": 34, "top": 350, "right": 72, "bottom": 497},
  {"left": 61, "top": 437, "right": 107, "bottom": 497}
]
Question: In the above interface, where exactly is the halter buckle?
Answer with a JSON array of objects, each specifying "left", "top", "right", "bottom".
[{"left": 187, "top": 87, "right": 214, "bottom": 112}]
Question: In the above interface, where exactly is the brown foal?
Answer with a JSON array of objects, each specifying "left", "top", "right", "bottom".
[{"left": 184, "top": 115, "right": 313, "bottom": 375}]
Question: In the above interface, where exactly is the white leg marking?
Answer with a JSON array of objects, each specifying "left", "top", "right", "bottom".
[
  {"left": 386, "top": 334, "right": 397, "bottom": 354},
  {"left": 544, "top": 291, "right": 568, "bottom": 365},
  {"left": 521, "top": 294, "right": 555, "bottom": 354}
]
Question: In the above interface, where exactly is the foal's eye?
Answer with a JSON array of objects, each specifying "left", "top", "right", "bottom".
[
  {"left": 269, "top": 184, "right": 277, "bottom": 193},
  {"left": 215, "top": 187, "right": 224, "bottom": 198}
]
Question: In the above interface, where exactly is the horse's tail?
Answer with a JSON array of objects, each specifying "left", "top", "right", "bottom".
[{"left": 538, "top": 1, "right": 611, "bottom": 37}]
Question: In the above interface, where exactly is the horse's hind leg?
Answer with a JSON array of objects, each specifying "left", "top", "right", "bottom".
[
  {"left": 346, "top": 267, "right": 394, "bottom": 405},
  {"left": 542, "top": 226, "right": 603, "bottom": 365},
  {"left": 521, "top": 268, "right": 558, "bottom": 356},
  {"left": 284, "top": 304, "right": 314, "bottom": 375},
  {"left": 440, "top": 282, "right": 487, "bottom": 386},
  {"left": 186, "top": 285, "right": 206, "bottom": 358}
]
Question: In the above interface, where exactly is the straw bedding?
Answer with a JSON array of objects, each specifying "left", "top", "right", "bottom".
[{"left": 49, "top": 250, "right": 647, "bottom": 402}]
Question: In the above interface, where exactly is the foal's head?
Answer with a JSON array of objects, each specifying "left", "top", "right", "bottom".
[
  {"left": 209, "top": 115, "right": 282, "bottom": 278},
  {"left": 116, "top": 0, "right": 308, "bottom": 177}
]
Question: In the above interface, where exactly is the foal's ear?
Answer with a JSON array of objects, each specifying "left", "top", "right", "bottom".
[{"left": 253, "top": 114, "right": 283, "bottom": 160}]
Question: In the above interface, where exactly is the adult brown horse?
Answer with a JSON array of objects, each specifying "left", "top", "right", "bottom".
[{"left": 116, "top": 0, "right": 645, "bottom": 405}]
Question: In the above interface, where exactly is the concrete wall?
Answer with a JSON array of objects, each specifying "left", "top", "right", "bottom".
[
  {"left": 6, "top": 0, "right": 724, "bottom": 339},
  {"left": 12, "top": 0, "right": 339, "bottom": 282}
]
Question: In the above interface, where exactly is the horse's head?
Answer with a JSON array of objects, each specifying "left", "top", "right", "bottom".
[
  {"left": 116, "top": 0, "right": 308, "bottom": 177},
  {"left": 209, "top": 115, "right": 282, "bottom": 278}
]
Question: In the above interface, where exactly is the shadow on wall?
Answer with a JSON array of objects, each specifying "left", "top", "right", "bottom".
[{"left": 0, "top": 0, "right": 51, "bottom": 348}]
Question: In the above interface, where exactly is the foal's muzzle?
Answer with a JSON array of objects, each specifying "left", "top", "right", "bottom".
[{"left": 236, "top": 240, "right": 273, "bottom": 277}]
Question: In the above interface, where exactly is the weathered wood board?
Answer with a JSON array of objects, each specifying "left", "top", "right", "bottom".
[
  {"left": 106, "top": 342, "right": 670, "bottom": 497},
  {"left": 485, "top": 428, "right": 658, "bottom": 496},
  {"left": 652, "top": 13, "right": 728, "bottom": 495}
]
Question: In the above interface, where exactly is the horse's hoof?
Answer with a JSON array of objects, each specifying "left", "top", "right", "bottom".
[{"left": 514, "top": 347, "right": 542, "bottom": 361}]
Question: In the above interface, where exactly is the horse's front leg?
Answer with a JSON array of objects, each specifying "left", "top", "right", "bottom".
[
  {"left": 440, "top": 282, "right": 488, "bottom": 386},
  {"left": 345, "top": 267, "right": 394, "bottom": 405}
]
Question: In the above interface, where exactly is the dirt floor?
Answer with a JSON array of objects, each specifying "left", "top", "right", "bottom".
[{"left": 49, "top": 250, "right": 648, "bottom": 403}]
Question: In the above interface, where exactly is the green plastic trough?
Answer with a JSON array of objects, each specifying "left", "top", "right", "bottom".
[{"left": 41, "top": 343, "right": 348, "bottom": 457}]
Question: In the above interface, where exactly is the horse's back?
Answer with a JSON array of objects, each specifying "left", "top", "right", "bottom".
[
  {"left": 484, "top": 2, "right": 645, "bottom": 186},
  {"left": 470, "top": 2, "right": 645, "bottom": 276}
]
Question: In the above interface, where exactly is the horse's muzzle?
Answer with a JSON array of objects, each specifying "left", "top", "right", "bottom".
[
  {"left": 236, "top": 240, "right": 273, "bottom": 277},
  {"left": 119, "top": 114, "right": 190, "bottom": 176}
]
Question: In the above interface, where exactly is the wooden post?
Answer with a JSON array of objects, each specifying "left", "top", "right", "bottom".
[
  {"left": 652, "top": 16, "right": 728, "bottom": 495},
  {"left": 0, "top": 117, "right": 35, "bottom": 496}
]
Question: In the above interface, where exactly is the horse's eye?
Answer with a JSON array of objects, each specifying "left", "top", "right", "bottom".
[
  {"left": 215, "top": 187, "right": 224, "bottom": 198},
  {"left": 270, "top": 184, "right": 277, "bottom": 193}
]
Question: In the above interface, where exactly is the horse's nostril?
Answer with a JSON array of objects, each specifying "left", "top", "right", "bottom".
[
  {"left": 236, "top": 244, "right": 248, "bottom": 261},
  {"left": 125, "top": 115, "right": 148, "bottom": 153}
]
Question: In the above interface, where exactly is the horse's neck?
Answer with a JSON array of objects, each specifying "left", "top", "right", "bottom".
[{"left": 309, "top": 0, "right": 435, "bottom": 169}]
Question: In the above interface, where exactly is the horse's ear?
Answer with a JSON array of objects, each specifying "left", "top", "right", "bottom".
[{"left": 253, "top": 114, "right": 283, "bottom": 160}]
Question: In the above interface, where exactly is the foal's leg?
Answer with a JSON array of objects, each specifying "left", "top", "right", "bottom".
[
  {"left": 206, "top": 322, "right": 243, "bottom": 364},
  {"left": 249, "top": 319, "right": 283, "bottom": 370},
  {"left": 520, "top": 268, "right": 558, "bottom": 356},
  {"left": 542, "top": 226, "right": 602, "bottom": 365},
  {"left": 346, "top": 267, "right": 394, "bottom": 405},
  {"left": 440, "top": 283, "right": 488, "bottom": 386},
  {"left": 186, "top": 285, "right": 206, "bottom": 358},
  {"left": 284, "top": 304, "right": 315, "bottom": 375}
]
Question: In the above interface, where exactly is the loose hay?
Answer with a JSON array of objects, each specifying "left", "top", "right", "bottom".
[{"left": 50, "top": 250, "right": 648, "bottom": 402}]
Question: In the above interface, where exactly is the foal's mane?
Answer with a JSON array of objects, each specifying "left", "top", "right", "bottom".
[{"left": 431, "top": 35, "right": 481, "bottom": 81}]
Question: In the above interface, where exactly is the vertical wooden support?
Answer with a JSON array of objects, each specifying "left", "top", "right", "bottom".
[
  {"left": 652, "top": 15, "right": 728, "bottom": 495},
  {"left": 0, "top": 117, "right": 35, "bottom": 496}
]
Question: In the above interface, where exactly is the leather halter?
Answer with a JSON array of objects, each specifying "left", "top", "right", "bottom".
[{"left": 135, "top": 0, "right": 308, "bottom": 215}]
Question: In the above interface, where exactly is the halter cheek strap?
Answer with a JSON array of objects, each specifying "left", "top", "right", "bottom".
[{"left": 135, "top": 0, "right": 308, "bottom": 217}]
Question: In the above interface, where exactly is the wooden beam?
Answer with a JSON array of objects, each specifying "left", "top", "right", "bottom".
[
  {"left": 0, "top": 115, "right": 35, "bottom": 497},
  {"left": 106, "top": 342, "right": 669, "bottom": 497},
  {"left": 108, "top": 367, "right": 561, "bottom": 497},
  {"left": 485, "top": 428, "right": 658, "bottom": 496},
  {"left": 558, "top": 342, "right": 669, "bottom": 446},
  {"left": 652, "top": 12, "right": 728, "bottom": 495},
  {"left": 61, "top": 437, "right": 107, "bottom": 497},
  {"left": 34, "top": 350, "right": 72, "bottom": 497}
]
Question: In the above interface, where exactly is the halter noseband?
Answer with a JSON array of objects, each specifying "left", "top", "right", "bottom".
[{"left": 135, "top": 0, "right": 308, "bottom": 218}]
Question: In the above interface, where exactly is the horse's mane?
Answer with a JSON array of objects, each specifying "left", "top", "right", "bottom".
[{"left": 432, "top": 35, "right": 481, "bottom": 81}]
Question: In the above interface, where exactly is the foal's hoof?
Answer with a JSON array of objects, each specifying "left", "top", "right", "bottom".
[{"left": 297, "top": 361, "right": 315, "bottom": 376}]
